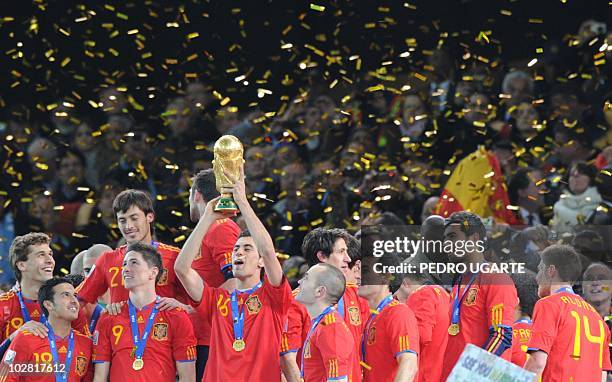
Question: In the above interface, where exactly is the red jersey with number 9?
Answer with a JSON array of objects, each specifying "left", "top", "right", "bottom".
[{"left": 528, "top": 291, "right": 612, "bottom": 382}]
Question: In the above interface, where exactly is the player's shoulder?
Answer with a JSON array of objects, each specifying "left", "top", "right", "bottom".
[
  {"left": 291, "top": 287, "right": 301, "bottom": 297},
  {"left": 74, "top": 330, "right": 93, "bottom": 342},
  {"left": 165, "top": 306, "right": 190, "bottom": 317},
  {"left": 320, "top": 311, "right": 341, "bottom": 327},
  {"left": 479, "top": 271, "right": 515, "bottom": 286},
  {"left": 157, "top": 242, "right": 181, "bottom": 253},
  {"left": 212, "top": 218, "right": 240, "bottom": 232},
  {"left": 0, "top": 290, "right": 17, "bottom": 303}
]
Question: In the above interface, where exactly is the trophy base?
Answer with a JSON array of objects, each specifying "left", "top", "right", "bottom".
[{"left": 214, "top": 195, "right": 239, "bottom": 214}]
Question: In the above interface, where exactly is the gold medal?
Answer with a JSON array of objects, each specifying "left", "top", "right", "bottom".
[
  {"left": 448, "top": 324, "right": 460, "bottom": 336},
  {"left": 132, "top": 358, "right": 144, "bottom": 371},
  {"left": 232, "top": 339, "right": 246, "bottom": 352}
]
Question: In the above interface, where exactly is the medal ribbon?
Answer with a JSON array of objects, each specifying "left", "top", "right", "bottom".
[
  {"left": 17, "top": 289, "right": 47, "bottom": 325},
  {"left": 337, "top": 295, "right": 345, "bottom": 319},
  {"left": 128, "top": 296, "right": 160, "bottom": 361},
  {"left": 554, "top": 287, "right": 574, "bottom": 294},
  {"left": 230, "top": 282, "right": 262, "bottom": 345},
  {"left": 450, "top": 273, "right": 477, "bottom": 327},
  {"left": 300, "top": 305, "right": 335, "bottom": 378},
  {"left": 89, "top": 304, "right": 103, "bottom": 334},
  {"left": 361, "top": 295, "right": 394, "bottom": 366},
  {"left": 46, "top": 323, "right": 74, "bottom": 382}
]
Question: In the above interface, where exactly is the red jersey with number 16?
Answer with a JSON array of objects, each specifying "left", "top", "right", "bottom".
[
  {"left": 196, "top": 277, "right": 292, "bottom": 382},
  {"left": 528, "top": 291, "right": 612, "bottom": 382},
  {"left": 76, "top": 243, "right": 186, "bottom": 304}
]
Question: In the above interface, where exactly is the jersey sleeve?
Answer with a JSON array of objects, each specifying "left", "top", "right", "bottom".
[
  {"left": 92, "top": 314, "right": 112, "bottom": 363},
  {"left": 193, "top": 284, "right": 217, "bottom": 323},
  {"left": 602, "top": 319, "right": 612, "bottom": 371},
  {"left": 527, "top": 297, "right": 562, "bottom": 354},
  {"left": 482, "top": 277, "right": 517, "bottom": 356},
  {"left": 0, "top": 332, "right": 32, "bottom": 382},
  {"left": 210, "top": 221, "right": 239, "bottom": 274},
  {"left": 264, "top": 277, "right": 293, "bottom": 317},
  {"left": 281, "top": 298, "right": 308, "bottom": 354},
  {"left": 407, "top": 289, "right": 436, "bottom": 345},
  {"left": 0, "top": 298, "right": 9, "bottom": 343},
  {"left": 171, "top": 310, "right": 197, "bottom": 363},
  {"left": 388, "top": 305, "right": 419, "bottom": 357},
  {"left": 316, "top": 323, "right": 354, "bottom": 380},
  {"left": 76, "top": 252, "right": 110, "bottom": 304}
]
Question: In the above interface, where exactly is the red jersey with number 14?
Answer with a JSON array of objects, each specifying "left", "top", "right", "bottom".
[
  {"left": 76, "top": 243, "right": 186, "bottom": 304},
  {"left": 0, "top": 329, "right": 93, "bottom": 382},
  {"left": 528, "top": 291, "right": 612, "bottom": 382}
]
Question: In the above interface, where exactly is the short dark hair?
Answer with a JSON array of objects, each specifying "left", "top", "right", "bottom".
[
  {"left": 64, "top": 273, "right": 85, "bottom": 288},
  {"left": 302, "top": 228, "right": 351, "bottom": 267},
  {"left": 594, "top": 168, "right": 612, "bottom": 201},
  {"left": 192, "top": 169, "right": 220, "bottom": 202},
  {"left": 238, "top": 229, "right": 251, "bottom": 239},
  {"left": 113, "top": 189, "right": 154, "bottom": 216},
  {"left": 9, "top": 233, "right": 51, "bottom": 282},
  {"left": 510, "top": 270, "right": 539, "bottom": 317},
  {"left": 570, "top": 161, "right": 597, "bottom": 186},
  {"left": 445, "top": 211, "right": 487, "bottom": 241},
  {"left": 540, "top": 244, "right": 582, "bottom": 284},
  {"left": 38, "top": 277, "right": 72, "bottom": 317},
  {"left": 508, "top": 168, "right": 532, "bottom": 205},
  {"left": 346, "top": 235, "right": 360, "bottom": 269},
  {"left": 126, "top": 242, "right": 164, "bottom": 284}
]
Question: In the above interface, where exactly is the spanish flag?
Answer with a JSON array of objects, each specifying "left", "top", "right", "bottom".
[{"left": 435, "top": 146, "right": 520, "bottom": 224}]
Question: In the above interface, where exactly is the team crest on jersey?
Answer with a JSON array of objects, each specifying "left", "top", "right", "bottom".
[
  {"left": 367, "top": 327, "right": 376, "bottom": 345},
  {"left": 153, "top": 323, "right": 168, "bottom": 341},
  {"left": 245, "top": 295, "right": 262, "bottom": 315},
  {"left": 157, "top": 269, "right": 169, "bottom": 286},
  {"left": 348, "top": 306, "right": 361, "bottom": 325},
  {"left": 75, "top": 356, "right": 88, "bottom": 376},
  {"left": 464, "top": 287, "right": 479, "bottom": 306}
]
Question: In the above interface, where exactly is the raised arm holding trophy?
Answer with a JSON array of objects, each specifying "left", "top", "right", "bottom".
[{"left": 213, "top": 135, "right": 245, "bottom": 214}]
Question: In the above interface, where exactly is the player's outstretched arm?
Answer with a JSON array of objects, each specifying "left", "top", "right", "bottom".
[
  {"left": 524, "top": 350, "right": 547, "bottom": 381},
  {"left": 175, "top": 196, "right": 224, "bottom": 302},
  {"left": 225, "top": 165, "right": 283, "bottom": 286},
  {"left": 176, "top": 360, "right": 196, "bottom": 382},
  {"left": 394, "top": 352, "right": 418, "bottom": 382},
  {"left": 280, "top": 352, "right": 302, "bottom": 382}
]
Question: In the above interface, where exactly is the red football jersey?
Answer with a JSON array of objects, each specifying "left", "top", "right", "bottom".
[
  {"left": 92, "top": 303, "right": 196, "bottom": 382},
  {"left": 510, "top": 319, "right": 531, "bottom": 367},
  {"left": 196, "top": 277, "right": 292, "bottom": 382},
  {"left": 302, "top": 310, "right": 356, "bottom": 382},
  {"left": 0, "top": 291, "right": 89, "bottom": 342},
  {"left": 441, "top": 273, "right": 518, "bottom": 381},
  {"left": 191, "top": 219, "right": 240, "bottom": 346},
  {"left": 281, "top": 283, "right": 368, "bottom": 382},
  {"left": 0, "top": 329, "right": 93, "bottom": 382},
  {"left": 528, "top": 291, "right": 612, "bottom": 381},
  {"left": 76, "top": 243, "right": 186, "bottom": 304},
  {"left": 406, "top": 284, "right": 450, "bottom": 382},
  {"left": 362, "top": 300, "right": 419, "bottom": 382}
]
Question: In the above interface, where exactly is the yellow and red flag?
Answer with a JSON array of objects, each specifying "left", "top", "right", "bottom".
[{"left": 435, "top": 146, "right": 520, "bottom": 224}]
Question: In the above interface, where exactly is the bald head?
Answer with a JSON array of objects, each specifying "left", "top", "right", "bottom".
[
  {"left": 421, "top": 214, "right": 445, "bottom": 240},
  {"left": 312, "top": 263, "right": 346, "bottom": 305},
  {"left": 83, "top": 244, "right": 112, "bottom": 276},
  {"left": 70, "top": 251, "right": 86, "bottom": 275}
]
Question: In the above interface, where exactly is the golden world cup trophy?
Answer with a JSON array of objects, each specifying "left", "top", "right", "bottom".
[{"left": 213, "top": 135, "right": 245, "bottom": 214}]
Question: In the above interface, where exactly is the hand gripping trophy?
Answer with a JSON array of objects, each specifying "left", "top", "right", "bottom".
[{"left": 213, "top": 135, "right": 245, "bottom": 214}]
